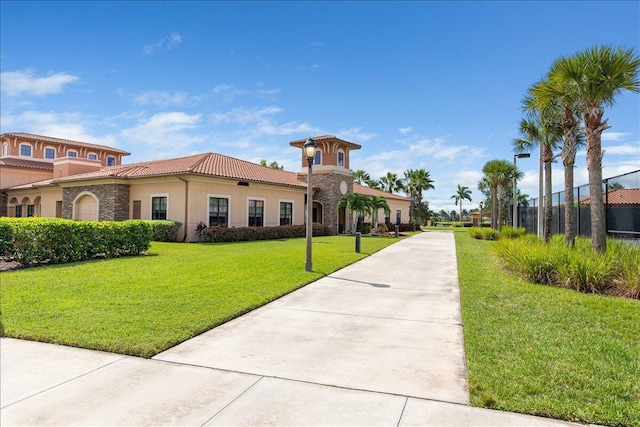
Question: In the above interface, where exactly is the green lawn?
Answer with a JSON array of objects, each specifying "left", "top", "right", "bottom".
[
  {"left": 0, "top": 235, "right": 398, "bottom": 358},
  {"left": 455, "top": 231, "right": 640, "bottom": 427}
]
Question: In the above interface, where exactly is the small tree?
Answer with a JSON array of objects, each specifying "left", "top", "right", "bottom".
[{"left": 337, "top": 193, "right": 371, "bottom": 234}]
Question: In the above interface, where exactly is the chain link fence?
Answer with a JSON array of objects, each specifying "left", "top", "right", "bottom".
[{"left": 519, "top": 169, "right": 639, "bottom": 240}]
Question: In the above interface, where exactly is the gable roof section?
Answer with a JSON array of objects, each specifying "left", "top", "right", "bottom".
[
  {"left": 0, "top": 157, "right": 54, "bottom": 171},
  {"left": 1, "top": 132, "right": 131, "bottom": 155},
  {"left": 353, "top": 183, "right": 411, "bottom": 201},
  {"left": 45, "top": 153, "right": 308, "bottom": 188}
]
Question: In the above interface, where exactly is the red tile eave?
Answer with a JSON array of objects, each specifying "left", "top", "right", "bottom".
[
  {"left": 289, "top": 135, "right": 362, "bottom": 150},
  {"left": 1, "top": 132, "right": 131, "bottom": 156}
]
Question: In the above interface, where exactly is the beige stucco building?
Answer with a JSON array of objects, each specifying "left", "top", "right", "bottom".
[{"left": 1, "top": 132, "right": 411, "bottom": 242}]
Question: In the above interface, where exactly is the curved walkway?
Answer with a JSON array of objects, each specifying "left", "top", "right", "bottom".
[{"left": 2, "top": 232, "right": 583, "bottom": 426}]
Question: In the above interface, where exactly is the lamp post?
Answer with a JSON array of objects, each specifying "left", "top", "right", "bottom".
[
  {"left": 513, "top": 153, "right": 530, "bottom": 228},
  {"left": 479, "top": 201, "right": 483, "bottom": 228},
  {"left": 304, "top": 137, "right": 317, "bottom": 272}
]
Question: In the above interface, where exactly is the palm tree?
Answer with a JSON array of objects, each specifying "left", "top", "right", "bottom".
[
  {"left": 513, "top": 108, "right": 562, "bottom": 243},
  {"left": 450, "top": 184, "right": 472, "bottom": 225},
  {"left": 351, "top": 170, "right": 370, "bottom": 185},
  {"left": 368, "top": 195, "right": 391, "bottom": 232},
  {"left": 337, "top": 193, "right": 371, "bottom": 234},
  {"left": 481, "top": 160, "right": 521, "bottom": 231},
  {"left": 403, "top": 169, "right": 435, "bottom": 225},
  {"left": 379, "top": 172, "right": 403, "bottom": 194},
  {"left": 530, "top": 60, "right": 585, "bottom": 247},
  {"left": 365, "top": 178, "right": 383, "bottom": 190},
  {"left": 556, "top": 45, "right": 640, "bottom": 252}
]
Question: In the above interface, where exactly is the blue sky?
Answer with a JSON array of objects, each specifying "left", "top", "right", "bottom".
[{"left": 1, "top": 1, "right": 638, "bottom": 211}]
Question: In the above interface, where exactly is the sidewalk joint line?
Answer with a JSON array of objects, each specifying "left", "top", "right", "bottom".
[{"left": 200, "top": 376, "right": 264, "bottom": 426}]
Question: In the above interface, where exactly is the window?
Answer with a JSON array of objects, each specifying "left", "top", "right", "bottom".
[
  {"left": 248, "top": 199, "right": 264, "bottom": 227},
  {"left": 20, "top": 144, "right": 32, "bottom": 157},
  {"left": 313, "top": 150, "right": 321, "bottom": 166},
  {"left": 209, "top": 197, "right": 229, "bottom": 227},
  {"left": 27, "top": 205, "right": 35, "bottom": 217},
  {"left": 280, "top": 202, "right": 293, "bottom": 225},
  {"left": 45, "top": 147, "right": 56, "bottom": 159},
  {"left": 338, "top": 151, "right": 345, "bottom": 167},
  {"left": 107, "top": 156, "right": 116, "bottom": 166},
  {"left": 151, "top": 196, "right": 167, "bottom": 220},
  {"left": 2, "top": 143, "right": 8, "bottom": 156},
  {"left": 88, "top": 153, "right": 98, "bottom": 160},
  {"left": 15, "top": 205, "right": 23, "bottom": 218},
  {"left": 67, "top": 150, "right": 77, "bottom": 157},
  {"left": 396, "top": 209, "right": 402, "bottom": 224}
]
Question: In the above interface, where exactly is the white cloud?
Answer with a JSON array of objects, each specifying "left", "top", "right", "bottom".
[
  {"left": 210, "top": 106, "right": 283, "bottom": 125},
  {"left": 210, "top": 84, "right": 280, "bottom": 102},
  {"left": 398, "top": 127, "right": 412, "bottom": 135},
  {"left": 601, "top": 132, "right": 630, "bottom": 141},
  {"left": 143, "top": 33, "right": 183, "bottom": 55},
  {"left": 120, "top": 112, "right": 202, "bottom": 155},
  {"left": 1, "top": 70, "right": 79, "bottom": 97},
  {"left": 602, "top": 143, "right": 640, "bottom": 156},
  {"left": 132, "top": 90, "right": 197, "bottom": 107},
  {"left": 338, "top": 127, "right": 378, "bottom": 142}
]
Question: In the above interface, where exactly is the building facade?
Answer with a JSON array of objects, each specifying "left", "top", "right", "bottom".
[{"left": 1, "top": 132, "right": 411, "bottom": 241}]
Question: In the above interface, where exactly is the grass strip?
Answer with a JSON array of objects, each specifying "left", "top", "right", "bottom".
[
  {"left": 0, "top": 235, "right": 397, "bottom": 358},
  {"left": 455, "top": 231, "right": 640, "bottom": 427}
]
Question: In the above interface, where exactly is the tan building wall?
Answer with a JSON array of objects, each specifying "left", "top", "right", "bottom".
[{"left": 0, "top": 166, "right": 52, "bottom": 190}]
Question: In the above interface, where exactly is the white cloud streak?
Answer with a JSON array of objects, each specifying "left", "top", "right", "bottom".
[
  {"left": 143, "top": 33, "right": 183, "bottom": 55},
  {"left": 1, "top": 70, "right": 79, "bottom": 97}
]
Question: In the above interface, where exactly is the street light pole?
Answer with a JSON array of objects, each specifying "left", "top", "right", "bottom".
[
  {"left": 513, "top": 153, "right": 530, "bottom": 229},
  {"left": 304, "top": 137, "right": 317, "bottom": 272}
]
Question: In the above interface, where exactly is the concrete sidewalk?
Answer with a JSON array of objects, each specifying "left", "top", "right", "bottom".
[{"left": 2, "top": 232, "right": 584, "bottom": 426}]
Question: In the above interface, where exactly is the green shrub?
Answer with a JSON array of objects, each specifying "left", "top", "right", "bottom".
[
  {"left": 468, "top": 227, "right": 500, "bottom": 241},
  {"left": 144, "top": 220, "right": 182, "bottom": 242},
  {"left": 357, "top": 222, "right": 372, "bottom": 234},
  {"left": 0, "top": 218, "right": 152, "bottom": 266},
  {"left": 495, "top": 234, "right": 640, "bottom": 299},
  {"left": 500, "top": 226, "right": 527, "bottom": 239},
  {"left": 200, "top": 223, "right": 334, "bottom": 243}
]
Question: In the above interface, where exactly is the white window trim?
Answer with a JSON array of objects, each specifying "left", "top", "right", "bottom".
[
  {"left": 150, "top": 194, "right": 169, "bottom": 220},
  {"left": 207, "top": 193, "right": 231, "bottom": 227},
  {"left": 2, "top": 143, "right": 9, "bottom": 157},
  {"left": 278, "top": 199, "right": 295, "bottom": 226},
  {"left": 19, "top": 143, "right": 33, "bottom": 158},
  {"left": 67, "top": 149, "right": 78, "bottom": 158},
  {"left": 107, "top": 156, "right": 116, "bottom": 166},
  {"left": 87, "top": 152, "right": 98, "bottom": 160},
  {"left": 72, "top": 191, "right": 100, "bottom": 221},
  {"left": 44, "top": 145, "right": 57, "bottom": 161},
  {"left": 337, "top": 149, "right": 345, "bottom": 167},
  {"left": 247, "top": 197, "right": 266, "bottom": 227},
  {"left": 313, "top": 150, "right": 322, "bottom": 166}
]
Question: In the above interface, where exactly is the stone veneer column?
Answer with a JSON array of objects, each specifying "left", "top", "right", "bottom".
[
  {"left": 62, "top": 184, "right": 130, "bottom": 221},
  {"left": 311, "top": 171, "right": 354, "bottom": 233}
]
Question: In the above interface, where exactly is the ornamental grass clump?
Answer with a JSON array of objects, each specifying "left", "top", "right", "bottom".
[
  {"left": 468, "top": 227, "right": 500, "bottom": 241},
  {"left": 495, "top": 234, "right": 640, "bottom": 299}
]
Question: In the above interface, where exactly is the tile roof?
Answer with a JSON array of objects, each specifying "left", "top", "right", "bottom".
[
  {"left": 353, "top": 183, "right": 411, "bottom": 201},
  {"left": 0, "top": 157, "right": 54, "bottom": 171},
  {"left": 48, "top": 153, "right": 309, "bottom": 188},
  {"left": 580, "top": 188, "right": 640, "bottom": 205},
  {"left": 1, "top": 132, "right": 131, "bottom": 155},
  {"left": 289, "top": 135, "right": 362, "bottom": 150}
]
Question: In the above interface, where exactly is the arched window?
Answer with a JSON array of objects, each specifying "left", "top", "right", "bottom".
[
  {"left": 2, "top": 143, "right": 8, "bottom": 157},
  {"left": 67, "top": 150, "right": 78, "bottom": 158},
  {"left": 44, "top": 146, "right": 56, "bottom": 159},
  {"left": 337, "top": 150, "right": 345, "bottom": 167},
  {"left": 88, "top": 152, "right": 98, "bottom": 160},
  {"left": 20, "top": 143, "right": 32, "bottom": 157}
]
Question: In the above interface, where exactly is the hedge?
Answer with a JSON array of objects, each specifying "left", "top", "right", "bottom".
[
  {"left": 200, "top": 223, "right": 334, "bottom": 243},
  {"left": 144, "top": 220, "right": 182, "bottom": 242},
  {"left": 385, "top": 222, "right": 419, "bottom": 232},
  {"left": 0, "top": 217, "right": 152, "bottom": 266}
]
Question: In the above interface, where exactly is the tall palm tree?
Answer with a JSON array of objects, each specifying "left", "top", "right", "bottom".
[
  {"left": 450, "top": 184, "right": 472, "bottom": 224},
  {"left": 513, "top": 108, "right": 562, "bottom": 243},
  {"left": 366, "top": 178, "right": 383, "bottom": 190},
  {"left": 556, "top": 45, "right": 640, "bottom": 252},
  {"left": 351, "top": 170, "right": 370, "bottom": 185},
  {"left": 368, "top": 195, "right": 391, "bottom": 232},
  {"left": 379, "top": 172, "right": 403, "bottom": 194},
  {"left": 337, "top": 193, "right": 371, "bottom": 234},
  {"left": 403, "top": 169, "right": 435, "bottom": 225},
  {"left": 530, "top": 60, "right": 585, "bottom": 247},
  {"left": 482, "top": 160, "right": 520, "bottom": 231}
]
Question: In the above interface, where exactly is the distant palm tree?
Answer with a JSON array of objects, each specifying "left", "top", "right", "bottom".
[
  {"left": 379, "top": 172, "right": 403, "bottom": 194},
  {"left": 337, "top": 193, "right": 371, "bottom": 234},
  {"left": 482, "top": 160, "right": 521, "bottom": 231},
  {"left": 403, "top": 169, "right": 435, "bottom": 225},
  {"left": 368, "top": 195, "right": 391, "bottom": 232},
  {"left": 366, "top": 178, "right": 383, "bottom": 190},
  {"left": 557, "top": 45, "right": 640, "bottom": 252},
  {"left": 351, "top": 170, "right": 370, "bottom": 185},
  {"left": 450, "top": 185, "right": 472, "bottom": 224}
]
